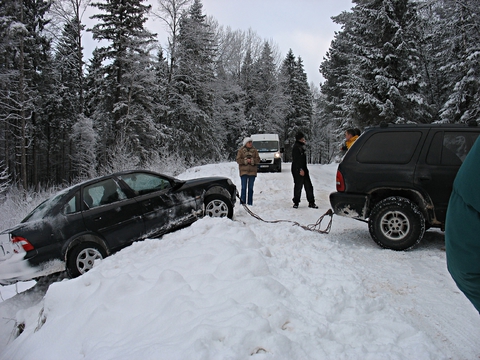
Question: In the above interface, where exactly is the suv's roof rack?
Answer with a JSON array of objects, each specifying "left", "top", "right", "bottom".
[{"left": 372, "top": 121, "right": 479, "bottom": 129}]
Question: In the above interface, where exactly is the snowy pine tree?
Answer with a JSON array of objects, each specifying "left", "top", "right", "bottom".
[
  {"left": 320, "top": 10, "right": 353, "bottom": 132},
  {"left": 322, "top": 0, "right": 432, "bottom": 130},
  {"left": 0, "top": 0, "right": 52, "bottom": 189},
  {"left": 281, "top": 49, "right": 312, "bottom": 161},
  {"left": 434, "top": 0, "right": 480, "bottom": 123},
  {"left": 89, "top": 0, "right": 157, "bottom": 168},
  {"left": 168, "top": 0, "right": 222, "bottom": 162},
  {"left": 348, "top": 0, "right": 430, "bottom": 125},
  {"left": 44, "top": 17, "right": 86, "bottom": 182}
]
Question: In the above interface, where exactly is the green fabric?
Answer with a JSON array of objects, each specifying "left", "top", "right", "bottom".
[{"left": 445, "top": 137, "right": 480, "bottom": 313}]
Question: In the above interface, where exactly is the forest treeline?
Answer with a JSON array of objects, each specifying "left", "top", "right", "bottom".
[{"left": 0, "top": 0, "right": 479, "bottom": 191}]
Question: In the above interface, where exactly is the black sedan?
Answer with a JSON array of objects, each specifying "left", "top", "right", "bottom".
[{"left": 0, "top": 170, "right": 236, "bottom": 284}]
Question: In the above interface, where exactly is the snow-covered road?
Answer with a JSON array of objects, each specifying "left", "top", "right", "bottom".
[{"left": 1, "top": 162, "right": 479, "bottom": 359}]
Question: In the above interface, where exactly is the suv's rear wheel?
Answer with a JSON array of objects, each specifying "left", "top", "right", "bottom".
[{"left": 368, "top": 197, "right": 425, "bottom": 250}]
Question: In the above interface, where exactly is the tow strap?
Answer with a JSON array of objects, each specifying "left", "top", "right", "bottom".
[{"left": 236, "top": 193, "right": 334, "bottom": 234}]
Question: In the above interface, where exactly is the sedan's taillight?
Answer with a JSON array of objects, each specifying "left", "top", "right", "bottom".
[
  {"left": 12, "top": 236, "right": 35, "bottom": 252},
  {"left": 336, "top": 170, "right": 345, "bottom": 192}
]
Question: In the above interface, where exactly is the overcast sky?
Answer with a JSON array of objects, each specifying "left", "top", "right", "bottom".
[
  {"left": 199, "top": 0, "right": 353, "bottom": 85},
  {"left": 84, "top": 0, "right": 353, "bottom": 86}
]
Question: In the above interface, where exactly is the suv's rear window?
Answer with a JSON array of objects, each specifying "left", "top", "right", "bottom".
[{"left": 357, "top": 131, "right": 422, "bottom": 164}]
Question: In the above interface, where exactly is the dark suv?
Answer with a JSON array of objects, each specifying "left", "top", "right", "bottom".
[{"left": 330, "top": 122, "right": 480, "bottom": 250}]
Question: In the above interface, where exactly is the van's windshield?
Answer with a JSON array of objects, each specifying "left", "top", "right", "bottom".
[{"left": 253, "top": 141, "right": 278, "bottom": 152}]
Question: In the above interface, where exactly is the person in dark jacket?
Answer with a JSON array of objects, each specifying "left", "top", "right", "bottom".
[
  {"left": 445, "top": 137, "right": 480, "bottom": 314},
  {"left": 291, "top": 132, "right": 317, "bottom": 209}
]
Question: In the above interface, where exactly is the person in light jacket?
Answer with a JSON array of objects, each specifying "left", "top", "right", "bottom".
[
  {"left": 236, "top": 137, "right": 261, "bottom": 206},
  {"left": 445, "top": 137, "right": 480, "bottom": 314}
]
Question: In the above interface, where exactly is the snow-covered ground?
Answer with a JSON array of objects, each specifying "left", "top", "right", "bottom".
[{"left": 1, "top": 162, "right": 479, "bottom": 360}]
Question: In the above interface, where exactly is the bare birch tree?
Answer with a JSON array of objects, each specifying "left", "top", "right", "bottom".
[{"left": 152, "top": 0, "right": 192, "bottom": 82}]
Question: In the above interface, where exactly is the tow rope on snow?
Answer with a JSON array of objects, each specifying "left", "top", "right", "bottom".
[{"left": 235, "top": 193, "right": 333, "bottom": 234}]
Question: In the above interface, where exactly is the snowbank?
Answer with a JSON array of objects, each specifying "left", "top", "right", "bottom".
[{"left": 1, "top": 162, "right": 479, "bottom": 359}]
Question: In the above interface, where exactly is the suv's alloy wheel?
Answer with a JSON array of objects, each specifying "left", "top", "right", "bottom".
[{"left": 368, "top": 196, "right": 425, "bottom": 250}]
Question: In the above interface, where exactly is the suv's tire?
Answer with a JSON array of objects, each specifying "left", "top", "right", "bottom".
[
  {"left": 368, "top": 197, "right": 425, "bottom": 250},
  {"left": 204, "top": 194, "right": 233, "bottom": 219},
  {"left": 67, "top": 242, "right": 106, "bottom": 278}
]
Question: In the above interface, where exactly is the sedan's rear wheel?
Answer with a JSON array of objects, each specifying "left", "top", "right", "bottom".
[
  {"left": 368, "top": 197, "right": 425, "bottom": 250},
  {"left": 67, "top": 242, "right": 106, "bottom": 278},
  {"left": 204, "top": 194, "right": 233, "bottom": 219}
]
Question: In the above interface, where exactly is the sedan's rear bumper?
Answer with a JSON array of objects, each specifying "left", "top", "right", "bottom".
[
  {"left": 0, "top": 235, "right": 64, "bottom": 285},
  {"left": 329, "top": 192, "right": 369, "bottom": 220},
  {"left": 0, "top": 254, "right": 65, "bottom": 285}
]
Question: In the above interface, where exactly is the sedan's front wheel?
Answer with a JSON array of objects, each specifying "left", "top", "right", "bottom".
[
  {"left": 204, "top": 195, "right": 233, "bottom": 219},
  {"left": 67, "top": 242, "right": 106, "bottom": 278}
]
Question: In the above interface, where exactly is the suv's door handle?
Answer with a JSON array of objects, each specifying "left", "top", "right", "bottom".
[{"left": 417, "top": 176, "right": 431, "bottom": 181}]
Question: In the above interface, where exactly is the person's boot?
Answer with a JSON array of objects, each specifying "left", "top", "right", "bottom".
[
  {"left": 292, "top": 198, "right": 299, "bottom": 209},
  {"left": 308, "top": 203, "right": 318, "bottom": 209}
]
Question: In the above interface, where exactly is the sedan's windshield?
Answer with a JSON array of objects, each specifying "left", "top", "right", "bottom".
[{"left": 119, "top": 173, "right": 172, "bottom": 195}]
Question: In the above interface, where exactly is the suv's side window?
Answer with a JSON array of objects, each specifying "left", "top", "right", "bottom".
[
  {"left": 356, "top": 131, "right": 422, "bottom": 164},
  {"left": 427, "top": 132, "right": 479, "bottom": 165}
]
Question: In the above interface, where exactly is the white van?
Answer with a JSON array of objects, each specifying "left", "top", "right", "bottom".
[{"left": 251, "top": 134, "right": 283, "bottom": 172}]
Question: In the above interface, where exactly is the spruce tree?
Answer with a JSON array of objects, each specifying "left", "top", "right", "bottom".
[
  {"left": 169, "top": 0, "right": 220, "bottom": 161},
  {"left": 46, "top": 17, "right": 86, "bottom": 182},
  {"left": 435, "top": 0, "right": 480, "bottom": 123},
  {"left": 89, "top": 0, "right": 157, "bottom": 168},
  {"left": 212, "top": 64, "right": 247, "bottom": 159},
  {"left": 240, "top": 48, "right": 256, "bottom": 135},
  {"left": 310, "top": 86, "right": 337, "bottom": 164},
  {"left": 241, "top": 41, "right": 285, "bottom": 140},
  {"left": 84, "top": 49, "right": 108, "bottom": 166},
  {"left": 152, "top": 48, "right": 171, "bottom": 145},
  {"left": 0, "top": 0, "right": 52, "bottom": 189},
  {"left": 320, "top": 10, "right": 353, "bottom": 133},
  {"left": 322, "top": 0, "right": 431, "bottom": 128},
  {"left": 294, "top": 57, "right": 313, "bottom": 132},
  {"left": 281, "top": 49, "right": 312, "bottom": 161}
]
